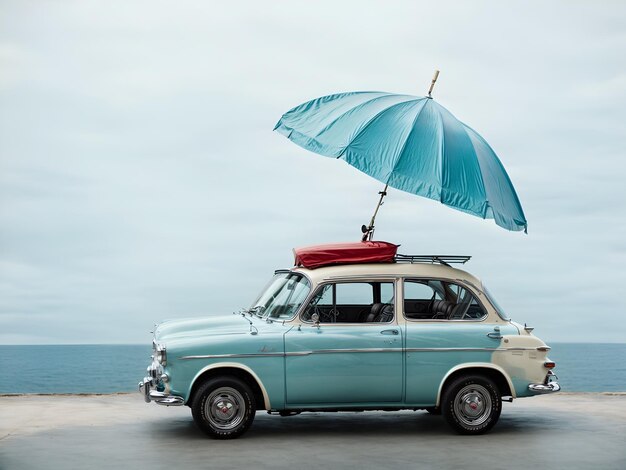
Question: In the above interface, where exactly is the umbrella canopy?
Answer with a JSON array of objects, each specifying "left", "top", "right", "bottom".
[{"left": 274, "top": 90, "right": 527, "bottom": 234}]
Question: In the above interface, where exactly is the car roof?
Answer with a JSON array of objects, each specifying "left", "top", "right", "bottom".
[{"left": 290, "top": 262, "right": 483, "bottom": 288}]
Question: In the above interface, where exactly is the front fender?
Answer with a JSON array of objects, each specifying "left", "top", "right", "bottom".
[{"left": 186, "top": 362, "right": 273, "bottom": 409}]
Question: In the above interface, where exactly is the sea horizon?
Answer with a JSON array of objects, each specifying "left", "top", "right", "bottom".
[{"left": 1, "top": 342, "right": 625, "bottom": 395}]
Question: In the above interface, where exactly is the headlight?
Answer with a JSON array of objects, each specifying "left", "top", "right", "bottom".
[{"left": 155, "top": 343, "right": 167, "bottom": 366}]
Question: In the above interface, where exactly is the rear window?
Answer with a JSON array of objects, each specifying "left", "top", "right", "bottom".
[{"left": 483, "top": 285, "right": 509, "bottom": 320}]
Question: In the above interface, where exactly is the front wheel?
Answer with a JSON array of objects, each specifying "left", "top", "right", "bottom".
[
  {"left": 191, "top": 376, "right": 256, "bottom": 439},
  {"left": 441, "top": 375, "right": 501, "bottom": 435}
]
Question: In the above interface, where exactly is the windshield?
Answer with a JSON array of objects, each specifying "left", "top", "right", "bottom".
[
  {"left": 483, "top": 285, "right": 509, "bottom": 320},
  {"left": 250, "top": 272, "right": 311, "bottom": 320}
]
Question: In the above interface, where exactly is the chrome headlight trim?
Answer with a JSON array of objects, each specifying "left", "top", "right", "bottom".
[{"left": 155, "top": 342, "right": 167, "bottom": 366}]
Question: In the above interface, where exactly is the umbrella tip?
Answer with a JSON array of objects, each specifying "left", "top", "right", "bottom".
[{"left": 427, "top": 70, "right": 440, "bottom": 97}]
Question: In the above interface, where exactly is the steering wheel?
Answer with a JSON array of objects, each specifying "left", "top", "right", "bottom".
[{"left": 320, "top": 307, "right": 340, "bottom": 323}]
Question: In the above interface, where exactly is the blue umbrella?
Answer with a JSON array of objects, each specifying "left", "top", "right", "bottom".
[{"left": 274, "top": 73, "right": 527, "bottom": 237}]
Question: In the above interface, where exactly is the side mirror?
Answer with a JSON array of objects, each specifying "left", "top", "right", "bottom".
[{"left": 311, "top": 313, "right": 320, "bottom": 328}]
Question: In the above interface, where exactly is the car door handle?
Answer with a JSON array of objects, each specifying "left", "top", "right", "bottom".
[
  {"left": 380, "top": 329, "right": 399, "bottom": 336},
  {"left": 486, "top": 326, "right": 502, "bottom": 339}
]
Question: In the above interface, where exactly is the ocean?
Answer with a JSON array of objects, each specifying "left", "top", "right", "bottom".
[{"left": 0, "top": 343, "right": 624, "bottom": 394}]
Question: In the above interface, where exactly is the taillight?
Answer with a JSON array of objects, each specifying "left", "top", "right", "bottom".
[{"left": 544, "top": 361, "right": 556, "bottom": 369}]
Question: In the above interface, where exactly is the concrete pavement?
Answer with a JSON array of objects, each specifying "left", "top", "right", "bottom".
[{"left": 1, "top": 393, "right": 625, "bottom": 470}]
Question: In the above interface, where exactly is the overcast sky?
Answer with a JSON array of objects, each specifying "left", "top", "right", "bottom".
[{"left": 1, "top": 1, "right": 625, "bottom": 344}]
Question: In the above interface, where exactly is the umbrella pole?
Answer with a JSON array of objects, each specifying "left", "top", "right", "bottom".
[
  {"left": 428, "top": 69, "right": 440, "bottom": 97},
  {"left": 361, "top": 184, "right": 388, "bottom": 242}
]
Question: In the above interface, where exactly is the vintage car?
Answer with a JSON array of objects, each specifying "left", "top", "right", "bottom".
[{"left": 139, "top": 241, "right": 560, "bottom": 439}]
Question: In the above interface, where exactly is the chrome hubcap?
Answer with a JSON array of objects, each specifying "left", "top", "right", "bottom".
[
  {"left": 453, "top": 384, "right": 492, "bottom": 427},
  {"left": 205, "top": 387, "right": 245, "bottom": 430}
]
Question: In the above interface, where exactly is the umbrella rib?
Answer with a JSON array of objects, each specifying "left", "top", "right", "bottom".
[
  {"left": 437, "top": 104, "right": 445, "bottom": 203},
  {"left": 468, "top": 135, "right": 490, "bottom": 220},
  {"left": 384, "top": 99, "right": 430, "bottom": 184},
  {"left": 338, "top": 96, "right": 425, "bottom": 159},
  {"left": 463, "top": 123, "right": 528, "bottom": 231},
  {"left": 312, "top": 93, "right": 413, "bottom": 141},
  {"left": 437, "top": 109, "right": 488, "bottom": 217}
]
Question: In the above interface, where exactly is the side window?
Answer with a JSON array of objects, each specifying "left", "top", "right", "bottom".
[
  {"left": 314, "top": 284, "right": 333, "bottom": 306},
  {"left": 380, "top": 283, "right": 394, "bottom": 304},
  {"left": 403, "top": 279, "right": 486, "bottom": 321},
  {"left": 403, "top": 280, "right": 441, "bottom": 319},
  {"left": 452, "top": 285, "right": 487, "bottom": 320},
  {"left": 302, "top": 281, "right": 395, "bottom": 323},
  {"left": 336, "top": 283, "right": 373, "bottom": 305}
]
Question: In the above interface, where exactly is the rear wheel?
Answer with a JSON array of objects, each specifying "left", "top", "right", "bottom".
[
  {"left": 441, "top": 375, "right": 501, "bottom": 435},
  {"left": 191, "top": 376, "right": 256, "bottom": 439}
]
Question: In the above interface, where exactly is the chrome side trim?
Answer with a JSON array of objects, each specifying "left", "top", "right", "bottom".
[
  {"left": 288, "top": 348, "right": 403, "bottom": 356},
  {"left": 181, "top": 348, "right": 403, "bottom": 360},
  {"left": 180, "top": 352, "right": 285, "bottom": 360},
  {"left": 406, "top": 347, "right": 504, "bottom": 353},
  {"left": 407, "top": 347, "right": 538, "bottom": 352},
  {"left": 181, "top": 346, "right": 539, "bottom": 360},
  {"left": 406, "top": 346, "right": 540, "bottom": 352}
]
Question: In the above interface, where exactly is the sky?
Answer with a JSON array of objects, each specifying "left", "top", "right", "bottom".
[{"left": 1, "top": 1, "right": 625, "bottom": 344}]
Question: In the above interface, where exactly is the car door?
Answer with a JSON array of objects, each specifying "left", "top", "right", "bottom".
[
  {"left": 402, "top": 278, "right": 517, "bottom": 405},
  {"left": 283, "top": 280, "right": 403, "bottom": 406}
]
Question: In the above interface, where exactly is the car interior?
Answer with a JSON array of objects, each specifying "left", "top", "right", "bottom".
[
  {"left": 301, "top": 279, "right": 486, "bottom": 323},
  {"left": 403, "top": 279, "right": 487, "bottom": 320},
  {"left": 301, "top": 281, "right": 394, "bottom": 323}
]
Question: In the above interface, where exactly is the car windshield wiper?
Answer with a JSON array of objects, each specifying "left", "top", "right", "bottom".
[{"left": 242, "top": 306, "right": 264, "bottom": 318}]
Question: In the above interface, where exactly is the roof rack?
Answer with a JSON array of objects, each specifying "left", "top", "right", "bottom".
[{"left": 395, "top": 254, "right": 471, "bottom": 267}]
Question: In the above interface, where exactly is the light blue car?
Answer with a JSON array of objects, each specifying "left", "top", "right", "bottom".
[{"left": 139, "top": 244, "right": 559, "bottom": 439}]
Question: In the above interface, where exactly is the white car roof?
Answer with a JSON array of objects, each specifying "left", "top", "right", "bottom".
[{"left": 291, "top": 262, "right": 483, "bottom": 288}]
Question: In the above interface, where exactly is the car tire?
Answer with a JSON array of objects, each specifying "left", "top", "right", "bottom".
[
  {"left": 191, "top": 376, "right": 256, "bottom": 439},
  {"left": 441, "top": 374, "right": 501, "bottom": 435}
]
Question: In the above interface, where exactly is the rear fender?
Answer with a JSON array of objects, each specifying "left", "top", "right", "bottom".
[{"left": 436, "top": 362, "right": 516, "bottom": 406}]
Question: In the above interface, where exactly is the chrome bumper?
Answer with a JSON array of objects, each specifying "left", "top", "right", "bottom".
[
  {"left": 139, "top": 377, "right": 184, "bottom": 406},
  {"left": 528, "top": 371, "right": 561, "bottom": 394}
]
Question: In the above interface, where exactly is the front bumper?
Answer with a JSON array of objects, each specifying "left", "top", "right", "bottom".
[
  {"left": 528, "top": 370, "right": 561, "bottom": 394},
  {"left": 139, "top": 377, "right": 184, "bottom": 406},
  {"left": 139, "top": 350, "right": 185, "bottom": 406}
]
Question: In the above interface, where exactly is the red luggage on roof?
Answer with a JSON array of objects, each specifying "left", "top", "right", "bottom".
[{"left": 293, "top": 241, "right": 399, "bottom": 269}]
